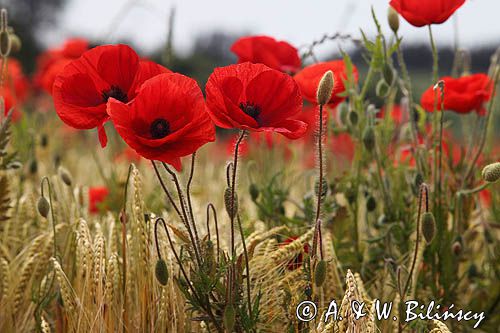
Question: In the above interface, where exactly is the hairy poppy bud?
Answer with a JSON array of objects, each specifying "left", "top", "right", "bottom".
[
  {"left": 37, "top": 196, "right": 50, "bottom": 218},
  {"left": 316, "top": 70, "right": 335, "bottom": 105},
  {"left": 0, "top": 9, "right": 10, "bottom": 57},
  {"left": 338, "top": 103, "right": 349, "bottom": 125},
  {"left": 482, "top": 162, "right": 500, "bottom": 183},
  {"left": 8, "top": 29, "right": 20, "bottom": 53},
  {"left": 224, "top": 187, "right": 238, "bottom": 218},
  {"left": 376, "top": 80, "right": 390, "bottom": 97},
  {"left": 383, "top": 64, "right": 395, "bottom": 85},
  {"left": 362, "top": 126, "right": 376, "bottom": 152},
  {"left": 58, "top": 166, "right": 73, "bottom": 186},
  {"left": 388, "top": 6, "right": 400, "bottom": 34},
  {"left": 314, "top": 178, "right": 328, "bottom": 198},
  {"left": 155, "top": 259, "right": 169, "bottom": 286},
  {"left": 223, "top": 304, "right": 236, "bottom": 332},
  {"left": 348, "top": 110, "right": 358, "bottom": 126},
  {"left": 314, "top": 259, "right": 327, "bottom": 287},
  {"left": 421, "top": 212, "right": 435, "bottom": 244},
  {"left": 249, "top": 183, "right": 259, "bottom": 201},
  {"left": 414, "top": 173, "right": 424, "bottom": 188},
  {"left": 366, "top": 195, "right": 377, "bottom": 212}
]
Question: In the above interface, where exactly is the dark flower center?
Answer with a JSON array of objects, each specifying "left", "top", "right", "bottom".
[
  {"left": 239, "top": 102, "right": 261, "bottom": 120},
  {"left": 102, "top": 86, "right": 128, "bottom": 103},
  {"left": 150, "top": 118, "right": 171, "bottom": 139}
]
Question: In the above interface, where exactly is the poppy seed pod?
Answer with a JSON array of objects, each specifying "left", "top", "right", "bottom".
[
  {"left": 223, "top": 304, "right": 236, "bottom": 332},
  {"left": 362, "top": 126, "right": 376, "bottom": 152},
  {"left": 58, "top": 166, "right": 73, "bottom": 186},
  {"left": 37, "top": 196, "right": 50, "bottom": 218},
  {"left": 314, "top": 259, "right": 327, "bottom": 287},
  {"left": 387, "top": 6, "right": 400, "bottom": 34},
  {"left": 155, "top": 259, "right": 169, "bottom": 286},
  {"left": 482, "top": 162, "right": 500, "bottom": 183},
  {"left": 316, "top": 70, "right": 335, "bottom": 105},
  {"left": 421, "top": 212, "right": 435, "bottom": 244},
  {"left": 224, "top": 187, "right": 238, "bottom": 218}
]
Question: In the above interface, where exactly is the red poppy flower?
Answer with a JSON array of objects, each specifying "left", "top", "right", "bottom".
[
  {"left": 281, "top": 236, "right": 310, "bottom": 270},
  {"left": 294, "top": 60, "right": 358, "bottom": 107},
  {"left": 1, "top": 58, "right": 30, "bottom": 102},
  {"left": 390, "top": 0, "right": 465, "bottom": 27},
  {"left": 479, "top": 189, "right": 492, "bottom": 208},
  {"left": 230, "top": 35, "right": 301, "bottom": 74},
  {"left": 1, "top": 87, "right": 22, "bottom": 122},
  {"left": 107, "top": 73, "right": 215, "bottom": 171},
  {"left": 420, "top": 74, "right": 493, "bottom": 116},
  {"left": 52, "top": 44, "right": 171, "bottom": 147},
  {"left": 34, "top": 38, "right": 89, "bottom": 93},
  {"left": 205, "top": 62, "right": 307, "bottom": 139},
  {"left": 89, "top": 186, "right": 109, "bottom": 213}
]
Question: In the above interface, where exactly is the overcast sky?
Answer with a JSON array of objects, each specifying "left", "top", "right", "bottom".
[{"left": 48, "top": 0, "right": 499, "bottom": 56}]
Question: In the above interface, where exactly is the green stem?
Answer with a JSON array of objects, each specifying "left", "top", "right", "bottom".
[
  {"left": 230, "top": 131, "right": 246, "bottom": 257},
  {"left": 315, "top": 104, "right": 325, "bottom": 222}
]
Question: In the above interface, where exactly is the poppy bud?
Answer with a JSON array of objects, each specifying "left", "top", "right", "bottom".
[
  {"left": 29, "top": 159, "right": 38, "bottom": 175},
  {"left": 314, "top": 259, "right": 327, "bottom": 287},
  {"left": 376, "top": 80, "right": 389, "bottom": 97},
  {"left": 8, "top": 30, "right": 20, "bottom": 53},
  {"left": 383, "top": 64, "right": 395, "bottom": 85},
  {"left": 338, "top": 103, "right": 349, "bottom": 125},
  {"left": 314, "top": 178, "right": 328, "bottom": 198},
  {"left": 451, "top": 238, "right": 462, "bottom": 256},
  {"left": 224, "top": 187, "right": 238, "bottom": 218},
  {"left": 366, "top": 195, "right": 377, "bottom": 212},
  {"left": 362, "top": 126, "right": 376, "bottom": 152},
  {"left": 482, "top": 162, "right": 500, "bottom": 183},
  {"left": 388, "top": 6, "right": 400, "bottom": 34},
  {"left": 316, "top": 70, "right": 335, "bottom": 105},
  {"left": 348, "top": 110, "right": 358, "bottom": 126},
  {"left": 155, "top": 259, "right": 169, "bottom": 286},
  {"left": 414, "top": 173, "right": 424, "bottom": 188},
  {"left": 421, "top": 212, "right": 435, "bottom": 244},
  {"left": 0, "top": 29, "right": 10, "bottom": 57},
  {"left": 249, "top": 183, "right": 259, "bottom": 201},
  {"left": 58, "top": 166, "right": 73, "bottom": 186},
  {"left": 37, "top": 196, "right": 50, "bottom": 218},
  {"left": 223, "top": 304, "right": 236, "bottom": 332}
]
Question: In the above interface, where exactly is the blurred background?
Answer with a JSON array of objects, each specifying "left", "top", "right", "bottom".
[{"left": 2, "top": 0, "right": 499, "bottom": 85}]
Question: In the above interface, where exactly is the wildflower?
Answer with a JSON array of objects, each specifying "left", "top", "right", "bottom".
[
  {"left": 390, "top": 0, "right": 465, "bottom": 27},
  {"left": 294, "top": 60, "right": 358, "bottom": 107},
  {"left": 230, "top": 35, "right": 301, "bottom": 74},
  {"left": 107, "top": 73, "right": 215, "bottom": 171},
  {"left": 52, "top": 44, "right": 171, "bottom": 147},
  {"left": 89, "top": 186, "right": 109, "bottom": 214},
  {"left": 205, "top": 62, "right": 307, "bottom": 139},
  {"left": 421, "top": 74, "right": 493, "bottom": 116},
  {"left": 34, "top": 38, "right": 89, "bottom": 93}
]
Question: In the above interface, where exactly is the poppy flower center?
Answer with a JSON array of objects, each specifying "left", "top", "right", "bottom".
[
  {"left": 102, "top": 86, "right": 128, "bottom": 103},
  {"left": 239, "top": 102, "right": 261, "bottom": 120},
  {"left": 150, "top": 118, "right": 171, "bottom": 139}
]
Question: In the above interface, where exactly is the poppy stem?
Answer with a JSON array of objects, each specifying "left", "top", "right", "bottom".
[
  {"left": 437, "top": 82, "right": 445, "bottom": 209},
  {"left": 206, "top": 203, "right": 220, "bottom": 264},
  {"left": 230, "top": 130, "right": 246, "bottom": 258},
  {"left": 162, "top": 162, "right": 203, "bottom": 267},
  {"left": 395, "top": 32, "right": 424, "bottom": 175},
  {"left": 40, "top": 177, "right": 58, "bottom": 260},
  {"left": 236, "top": 213, "right": 253, "bottom": 323},
  {"left": 185, "top": 152, "right": 200, "bottom": 249},
  {"left": 402, "top": 183, "right": 428, "bottom": 301},
  {"left": 315, "top": 104, "right": 324, "bottom": 222}
]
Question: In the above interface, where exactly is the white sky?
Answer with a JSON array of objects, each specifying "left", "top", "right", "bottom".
[{"left": 48, "top": 0, "right": 499, "bottom": 56}]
